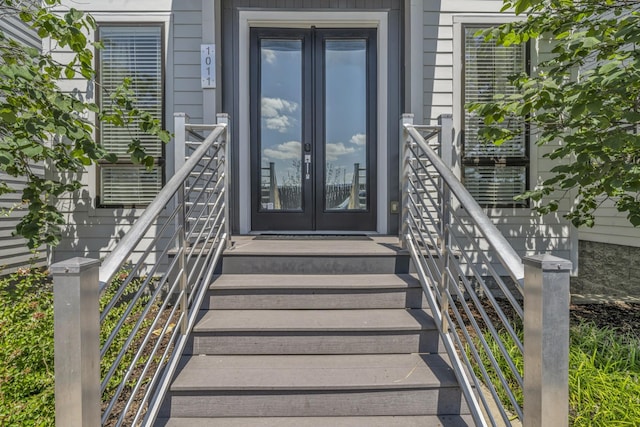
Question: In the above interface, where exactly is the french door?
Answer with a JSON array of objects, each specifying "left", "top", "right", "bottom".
[{"left": 250, "top": 27, "right": 377, "bottom": 231}]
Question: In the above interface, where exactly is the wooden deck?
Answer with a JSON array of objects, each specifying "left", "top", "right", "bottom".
[{"left": 155, "top": 236, "right": 474, "bottom": 426}]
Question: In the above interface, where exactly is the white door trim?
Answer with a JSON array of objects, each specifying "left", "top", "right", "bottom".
[{"left": 238, "top": 10, "right": 389, "bottom": 234}]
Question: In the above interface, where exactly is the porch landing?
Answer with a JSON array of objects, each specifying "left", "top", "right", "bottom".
[{"left": 226, "top": 235, "right": 405, "bottom": 255}]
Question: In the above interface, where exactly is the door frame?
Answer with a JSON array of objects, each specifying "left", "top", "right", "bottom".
[
  {"left": 237, "top": 10, "right": 389, "bottom": 234},
  {"left": 249, "top": 27, "right": 378, "bottom": 232}
]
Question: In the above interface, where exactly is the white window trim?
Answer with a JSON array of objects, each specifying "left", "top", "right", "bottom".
[
  {"left": 453, "top": 14, "right": 535, "bottom": 216},
  {"left": 83, "top": 12, "right": 172, "bottom": 217},
  {"left": 238, "top": 10, "right": 389, "bottom": 234}
]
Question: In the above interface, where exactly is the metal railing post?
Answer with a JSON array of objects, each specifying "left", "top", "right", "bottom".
[
  {"left": 437, "top": 114, "right": 454, "bottom": 332},
  {"left": 400, "top": 113, "right": 414, "bottom": 249},
  {"left": 174, "top": 113, "right": 189, "bottom": 335},
  {"left": 217, "top": 113, "right": 232, "bottom": 248},
  {"left": 438, "top": 114, "right": 453, "bottom": 170},
  {"left": 523, "top": 254, "right": 571, "bottom": 427},
  {"left": 51, "top": 257, "right": 101, "bottom": 427},
  {"left": 174, "top": 113, "right": 188, "bottom": 173},
  {"left": 438, "top": 189, "right": 451, "bottom": 334},
  {"left": 177, "top": 191, "right": 188, "bottom": 335}
]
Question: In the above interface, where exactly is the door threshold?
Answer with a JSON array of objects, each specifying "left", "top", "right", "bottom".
[{"left": 247, "top": 230, "right": 380, "bottom": 236}]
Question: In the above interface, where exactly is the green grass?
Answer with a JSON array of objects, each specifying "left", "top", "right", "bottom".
[
  {"left": 473, "top": 322, "right": 640, "bottom": 426},
  {"left": 569, "top": 323, "right": 640, "bottom": 426}
]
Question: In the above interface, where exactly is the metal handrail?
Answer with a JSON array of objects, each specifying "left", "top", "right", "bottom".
[
  {"left": 95, "top": 113, "right": 231, "bottom": 426},
  {"left": 404, "top": 124, "right": 524, "bottom": 288},
  {"left": 401, "top": 114, "right": 526, "bottom": 426},
  {"left": 98, "top": 125, "right": 225, "bottom": 291}
]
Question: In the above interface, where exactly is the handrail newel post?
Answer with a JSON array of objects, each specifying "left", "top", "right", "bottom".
[
  {"left": 175, "top": 113, "right": 189, "bottom": 335},
  {"left": 217, "top": 113, "right": 232, "bottom": 248},
  {"left": 51, "top": 257, "right": 101, "bottom": 427},
  {"left": 400, "top": 113, "right": 414, "bottom": 249},
  {"left": 174, "top": 112, "right": 188, "bottom": 173},
  {"left": 438, "top": 114, "right": 454, "bottom": 173},
  {"left": 438, "top": 186, "right": 450, "bottom": 333},
  {"left": 523, "top": 254, "right": 571, "bottom": 427},
  {"left": 437, "top": 114, "right": 454, "bottom": 333},
  {"left": 177, "top": 185, "right": 188, "bottom": 335}
]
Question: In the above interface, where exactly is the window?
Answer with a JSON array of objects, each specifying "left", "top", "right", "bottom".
[
  {"left": 462, "top": 25, "right": 528, "bottom": 207},
  {"left": 97, "top": 25, "right": 164, "bottom": 206}
]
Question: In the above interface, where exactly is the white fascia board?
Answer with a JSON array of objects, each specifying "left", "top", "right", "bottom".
[{"left": 58, "top": 0, "right": 173, "bottom": 12}]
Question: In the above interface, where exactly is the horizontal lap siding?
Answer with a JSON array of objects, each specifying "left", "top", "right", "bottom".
[
  {"left": 422, "top": 2, "right": 576, "bottom": 271},
  {"left": 53, "top": 1, "right": 201, "bottom": 274},
  {"left": 579, "top": 199, "right": 640, "bottom": 247},
  {"left": 0, "top": 16, "right": 46, "bottom": 273},
  {"left": 174, "top": 1, "right": 203, "bottom": 122},
  {"left": 423, "top": 9, "right": 454, "bottom": 125}
]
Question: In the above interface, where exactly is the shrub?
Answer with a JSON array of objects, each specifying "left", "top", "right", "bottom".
[
  {"left": 0, "top": 266, "right": 157, "bottom": 426},
  {"left": 0, "top": 269, "right": 54, "bottom": 426}
]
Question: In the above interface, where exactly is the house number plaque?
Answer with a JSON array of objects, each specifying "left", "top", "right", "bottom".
[{"left": 201, "top": 44, "right": 216, "bottom": 88}]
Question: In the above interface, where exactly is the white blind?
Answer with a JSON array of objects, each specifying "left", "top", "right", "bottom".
[
  {"left": 463, "top": 26, "right": 527, "bottom": 205},
  {"left": 463, "top": 166, "right": 526, "bottom": 206},
  {"left": 98, "top": 26, "right": 163, "bottom": 205},
  {"left": 100, "top": 166, "right": 162, "bottom": 205}
]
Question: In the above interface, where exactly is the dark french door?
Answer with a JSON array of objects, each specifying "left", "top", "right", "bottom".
[{"left": 250, "top": 27, "right": 377, "bottom": 231}]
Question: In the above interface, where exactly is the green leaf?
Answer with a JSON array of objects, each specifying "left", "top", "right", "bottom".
[
  {"left": 21, "top": 144, "right": 44, "bottom": 157},
  {"left": 64, "top": 66, "right": 75, "bottom": 79},
  {"left": 0, "top": 151, "right": 14, "bottom": 166}
]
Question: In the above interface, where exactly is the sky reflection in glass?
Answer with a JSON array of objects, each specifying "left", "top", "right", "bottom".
[
  {"left": 324, "top": 39, "right": 367, "bottom": 210},
  {"left": 260, "top": 39, "right": 303, "bottom": 211}
]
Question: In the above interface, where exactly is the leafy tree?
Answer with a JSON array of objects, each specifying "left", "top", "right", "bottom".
[
  {"left": 469, "top": 0, "right": 640, "bottom": 227},
  {"left": 0, "top": 0, "right": 170, "bottom": 249}
]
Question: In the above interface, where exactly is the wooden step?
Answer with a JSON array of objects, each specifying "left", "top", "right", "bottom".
[
  {"left": 219, "top": 237, "right": 410, "bottom": 274},
  {"left": 204, "top": 274, "right": 427, "bottom": 309},
  {"left": 159, "top": 354, "right": 469, "bottom": 418},
  {"left": 156, "top": 238, "right": 472, "bottom": 425},
  {"left": 188, "top": 309, "right": 442, "bottom": 354},
  {"left": 154, "top": 415, "right": 475, "bottom": 426}
]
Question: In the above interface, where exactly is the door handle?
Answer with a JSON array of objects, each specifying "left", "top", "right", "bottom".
[{"left": 304, "top": 154, "right": 311, "bottom": 180}]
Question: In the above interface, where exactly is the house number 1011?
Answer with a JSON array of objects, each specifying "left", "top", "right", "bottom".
[{"left": 201, "top": 44, "right": 216, "bottom": 88}]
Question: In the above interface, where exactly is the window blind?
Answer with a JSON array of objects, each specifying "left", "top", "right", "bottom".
[
  {"left": 463, "top": 165, "right": 527, "bottom": 206},
  {"left": 463, "top": 25, "right": 528, "bottom": 206},
  {"left": 98, "top": 25, "right": 163, "bottom": 206}
]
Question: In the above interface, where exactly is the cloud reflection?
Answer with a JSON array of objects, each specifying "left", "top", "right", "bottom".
[
  {"left": 326, "top": 142, "right": 356, "bottom": 161},
  {"left": 263, "top": 141, "right": 301, "bottom": 160},
  {"left": 262, "top": 97, "right": 299, "bottom": 133}
]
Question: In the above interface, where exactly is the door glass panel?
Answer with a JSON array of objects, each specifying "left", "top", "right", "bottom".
[
  {"left": 324, "top": 39, "right": 368, "bottom": 211},
  {"left": 259, "top": 39, "right": 303, "bottom": 211}
]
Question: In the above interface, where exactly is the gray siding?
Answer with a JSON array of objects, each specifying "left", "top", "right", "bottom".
[
  {"left": 579, "top": 200, "right": 640, "bottom": 247},
  {"left": 0, "top": 15, "right": 46, "bottom": 273},
  {"left": 173, "top": 0, "right": 204, "bottom": 123},
  {"left": 422, "top": 2, "right": 576, "bottom": 270},
  {"left": 53, "top": 1, "right": 182, "bottom": 268}
]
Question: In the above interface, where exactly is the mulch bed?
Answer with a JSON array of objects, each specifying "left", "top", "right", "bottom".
[{"left": 570, "top": 302, "right": 640, "bottom": 338}]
